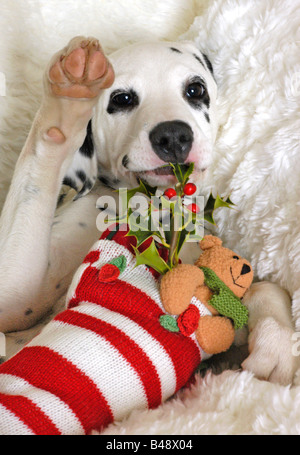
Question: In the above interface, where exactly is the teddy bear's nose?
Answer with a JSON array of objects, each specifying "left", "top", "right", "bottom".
[{"left": 241, "top": 263, "right": 251, "bottom": 275}]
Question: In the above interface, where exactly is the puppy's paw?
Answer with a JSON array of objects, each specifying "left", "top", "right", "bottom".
[
  {"left": 242, "top": 317, "right": 299, "bottom": 386},
  {"left": 47, "top": 36, "right": 114, "bottom": 99}
]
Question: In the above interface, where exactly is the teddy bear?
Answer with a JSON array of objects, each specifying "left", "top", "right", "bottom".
[{"left": 160, "top": 235, "right": 254, "bottom": 355}]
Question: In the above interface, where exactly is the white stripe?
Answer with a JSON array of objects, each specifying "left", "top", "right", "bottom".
[
  {"left": 89, "top": 239, "right": 137, "bottom": 272},
  {"left": 71, "top": 304, "right": 177, "bottom": 400},
  {"left": 66, "top": 262, "right": 90, "bottom": 305},
  {"left": 190, "top": 296, "right": 212, "bottom": 318},
  {"left": 70, "top": 239, "right": 166, "bottom": 312},
  {"left": 29, "top": 320, "right": 148, "bottom": 420},
  {"left": 0, "top": 403, "right": 34, "bottom": 435},
  {"left": 0, "top": 374, "right": 84, "bottom": 435}
]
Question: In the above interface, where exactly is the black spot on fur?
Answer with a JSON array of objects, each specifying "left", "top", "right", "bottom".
[
  {"left": 79, "top": 120, "right": 94, "bottom": 158},
  {"left": 202, "top": 53, "right": 214, "bottom": 77},
  {"left": 122, "top": 155, "right": 129, "bottom": 169},
  {"left": 98, "top": 175, "right": 121, "bottom": 190},
  {"left": 78, "top": 222, "right": 87, "bottom": 228},
  {"left": 193, "top": 53, "right": 205, "bottom": 68},
  {"left": 25, "top": 309, "right": 33, "bottom": 316},
  {"left": 73, "top": 179, "right": 94, "bottom": 201},
  {"left": 170, "top": 47, "right": 182, "bottom": 54},
  {"left": 98, "top": 176, "right": 111, "bottom": 187},
  {"left": 56, "top": 283, "right": 61, "bottom": 289},
  {"left": 76, "top": 170, "right": 87, "bottom": 182},
  {"left": 204, "top": 112, "right": 210, "bottom": 123},
  {"left": 63, "top": 176, "right": 78, "bottom": 191}
]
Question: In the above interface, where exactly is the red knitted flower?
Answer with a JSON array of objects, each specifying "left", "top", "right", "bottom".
[
  {"left": 177, "top": 305, "right": 200, "bottom": 337},
  {"left": 98, "top": 264, "right": 120, "bottom": 283}
]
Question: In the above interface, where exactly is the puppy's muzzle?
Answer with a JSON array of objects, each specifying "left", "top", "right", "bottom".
[{"left": 149, "top": 120, "right": 193, "bottom": 163}]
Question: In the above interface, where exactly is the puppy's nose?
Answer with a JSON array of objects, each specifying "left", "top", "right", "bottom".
[
  {"left": 149, "top": 121, "right": 193, "bottom": 163},
  {"left": 241, "top": 263, "right": 251, "bottom": 275}
]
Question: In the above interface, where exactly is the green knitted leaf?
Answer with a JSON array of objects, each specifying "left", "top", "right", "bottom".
[
  {"left": 159, "top": 315, "right": 179, "bottom": 333},
  {"left": 109, "top": 255, "right": 127, "bottom": 274}
]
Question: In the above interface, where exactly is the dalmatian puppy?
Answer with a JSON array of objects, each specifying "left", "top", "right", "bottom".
[
  {"left": 0, "top": 37, "right": 296, "bottom": 384},
  {"left": 0, "top": 37, "right": 217, "bottom": 333}
]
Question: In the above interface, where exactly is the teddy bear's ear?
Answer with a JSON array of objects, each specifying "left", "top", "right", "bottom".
[{"left": 199, "top": 235, "right": 223, "bottom": 250}]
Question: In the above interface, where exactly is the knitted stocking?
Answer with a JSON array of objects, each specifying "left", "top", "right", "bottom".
[{"left": 0, "top": 226, "right": 203, "bottom": 435}]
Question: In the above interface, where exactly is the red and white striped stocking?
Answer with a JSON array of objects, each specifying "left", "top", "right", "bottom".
[{"left": 0, "top": 225, "right": 205, "bottom": 435}]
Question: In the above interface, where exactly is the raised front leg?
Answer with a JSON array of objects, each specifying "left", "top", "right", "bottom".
[{"left": 0, "top": 37, "right": 114, "bottom": 333}]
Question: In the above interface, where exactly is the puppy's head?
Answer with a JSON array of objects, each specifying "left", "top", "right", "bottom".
[{"left": 94, "top": 40, "right": 218, "bottom": 187}]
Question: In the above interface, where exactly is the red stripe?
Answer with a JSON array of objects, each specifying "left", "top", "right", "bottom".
[
  {"left": 0, "top": 346, "right": 113, "bottom": 434},
  {"left": 0, "top": 393, "right": 60, "bottom": 435},
  {"left": 83, "top": 250, "right": 100, "bottom": 264},
  {"left": 69, "top": 265, "right": 201, "bottom": 392},
  {"left": 55, "top": 310, "right": 162, "bottom": 409}
]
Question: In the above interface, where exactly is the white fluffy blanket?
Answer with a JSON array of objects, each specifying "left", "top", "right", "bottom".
[{"left": 1, "top": 0, "right": 300, "bottom": 435}]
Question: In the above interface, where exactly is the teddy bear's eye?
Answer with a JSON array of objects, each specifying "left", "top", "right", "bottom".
[{"left": 233, "top": 255, "right": 239, "bottom": 260}]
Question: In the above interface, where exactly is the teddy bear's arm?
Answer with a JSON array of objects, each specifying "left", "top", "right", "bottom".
[
  {"left": 196, "top": 315, "right": 235, "bottom": 354},
  {"left": 160, "top": 264, "right": 204, "bottom": 315}
]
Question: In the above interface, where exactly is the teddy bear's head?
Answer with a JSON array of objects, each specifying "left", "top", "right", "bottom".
[{"left": 195, "top": 235, "right": 253, "bottom": 299}]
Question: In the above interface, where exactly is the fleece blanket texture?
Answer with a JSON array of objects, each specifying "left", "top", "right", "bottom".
[{"left": 1, "top": 0, "right": 300, "bottom": 435}]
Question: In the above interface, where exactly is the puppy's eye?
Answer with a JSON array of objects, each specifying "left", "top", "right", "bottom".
[
  {"left": 233, "top": 255, "right": 239, "bottom": 260},
  {"left": 112, "top": 92, "right": 133, "bottom": 106},
  {"left": 186, "top": 82, "right": 206, "bottom": 99},
  {"left": 184, "top": 78, "right": 210, "bottom": 109},
  {"left": 107, "top": 89, "right": 139, "bottom": 114}
]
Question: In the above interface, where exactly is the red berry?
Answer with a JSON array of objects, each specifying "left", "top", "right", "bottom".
[
  {"left": 183, "top": 183, "right": 197, "bottom": 195},
  {"left": 186, "top": 203, "right": 200, "bottom": 214},
  {"left": 164, "top": 188, "right": 177, "bottom": 199}
]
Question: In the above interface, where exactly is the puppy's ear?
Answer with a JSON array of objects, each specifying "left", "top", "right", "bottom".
[{"left": 199, "top": 235, "right": 222, "bottom": 250}]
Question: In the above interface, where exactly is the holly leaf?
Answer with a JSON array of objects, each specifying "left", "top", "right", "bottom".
[
  {"left": 119, "top": 180, "right": 157, "bottom": 207},
  {"left": 139, "top": 179, "right": 157, "bottom": 197},
  {"left": 133, "top": 240, "right": 170, "bottom": 274},
  {"left": 203, "top": 193, "right": 217, "bottom": 225},
  {"left": 214, "top": 194, "right": 235, "bottom": 210},
  {"left": 127, "top": 228, "right": 153, "bottom": 248},
  {"left": 204, "top": 194, "right": 234, "bottom": 225},
  {"left": 177, "top": 227, "right": 191, "bottom": 255},
  {"left": 182, "top": 162, "right": 195, "bottom": 185}
]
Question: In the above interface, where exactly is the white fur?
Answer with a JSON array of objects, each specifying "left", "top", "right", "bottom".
[
  {"left": 1, "top": 0, "right": 300, "bottom": 436},
  {"left": 92, "top": 41, "right": 217, "bottom": 187},
  {"left": 182, "top": 0, "right": 300, "bottom": 326}
]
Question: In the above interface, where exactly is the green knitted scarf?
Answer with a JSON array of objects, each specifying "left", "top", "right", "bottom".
[{"left": 200, "top": 267, "right": 248, "bottom": 329}]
